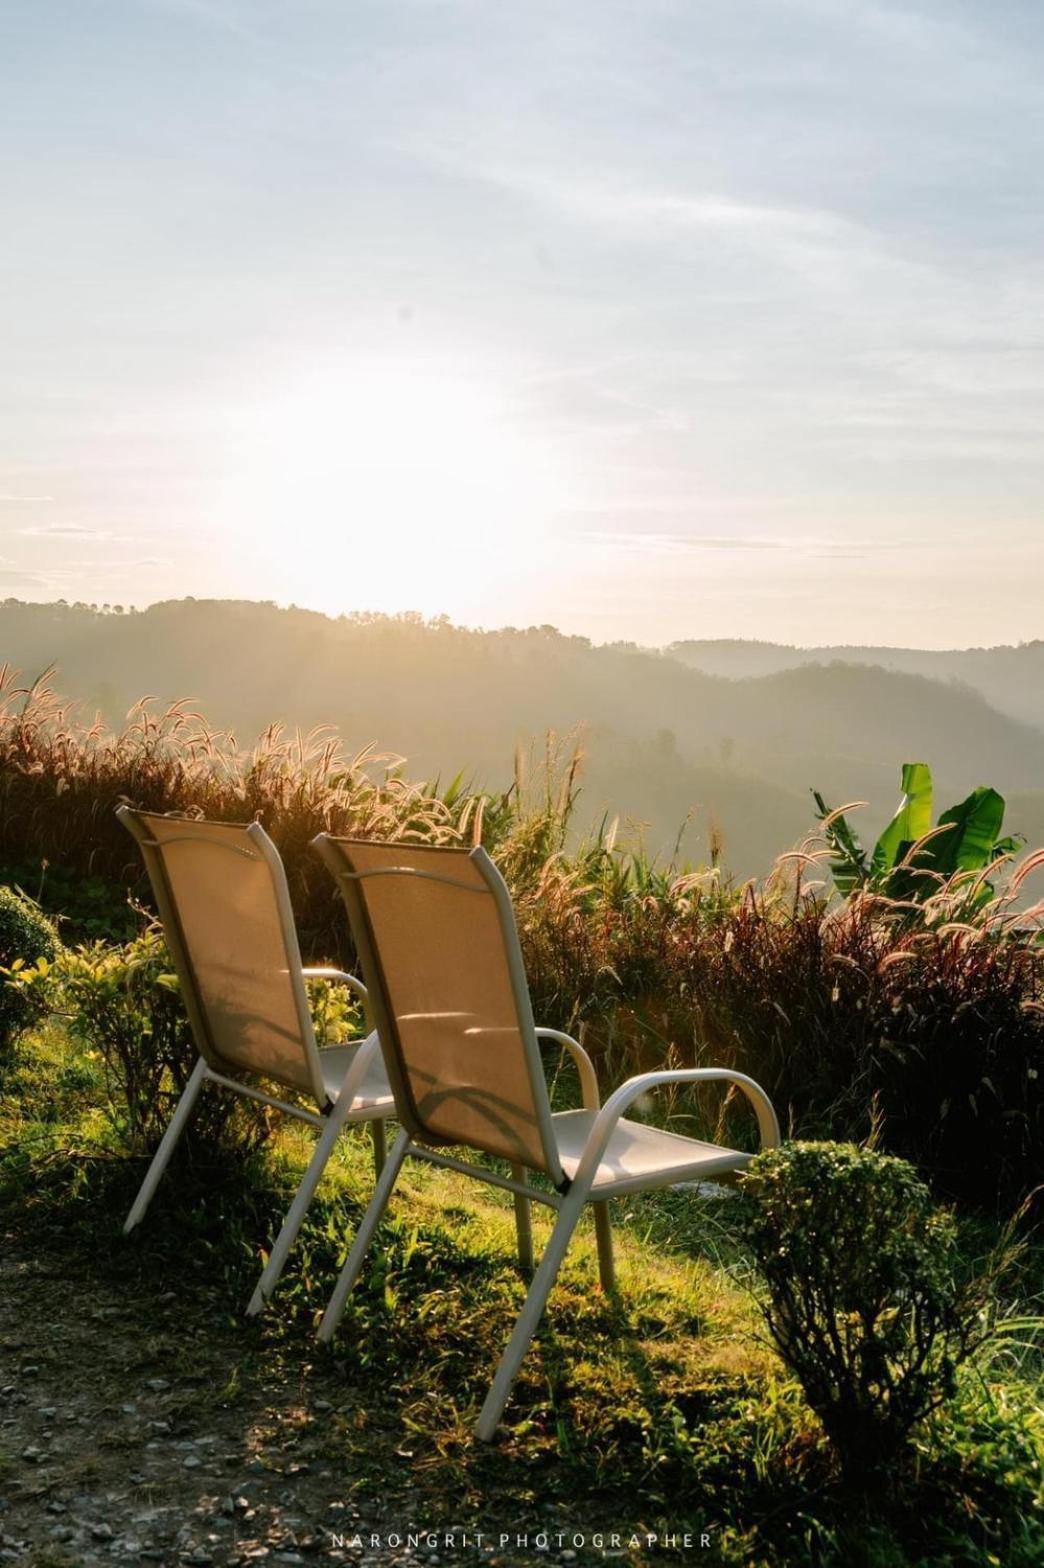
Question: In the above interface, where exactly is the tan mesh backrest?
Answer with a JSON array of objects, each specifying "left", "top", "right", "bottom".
[
  {"left": 118, "top": 810, "right": 323, "bottom": 1104},
  {"left": 315, "top": 837, "right": 561, "bottom": 1180}
]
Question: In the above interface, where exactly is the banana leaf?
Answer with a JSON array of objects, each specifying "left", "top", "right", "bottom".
[
  {"left": 811, "top": 789, "right": 869, "bottom": 897},
  {"left": 871, "top": 762, "right": 933, "bottom": 877},
  {"left": 927, "top": 786, "right": 1006, "bottom": 875}
]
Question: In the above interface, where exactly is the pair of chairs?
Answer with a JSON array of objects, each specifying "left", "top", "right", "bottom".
[{"left": 119, "top": 807, "right": 779, "bottom": 1441}]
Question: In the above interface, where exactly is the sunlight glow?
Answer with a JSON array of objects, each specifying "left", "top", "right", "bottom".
[{"left": 222, "top": 361, "right": 568, "bottom": 621}]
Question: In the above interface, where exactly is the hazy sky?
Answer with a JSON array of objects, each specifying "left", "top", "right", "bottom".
[{"left": 3, "top": 1, "right": 1043, "bottom": 646}]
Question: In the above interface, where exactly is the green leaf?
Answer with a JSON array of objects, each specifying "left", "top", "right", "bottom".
[
  {"left": 930, "top": 786, "right": 1006, "bottom": 875},
  {"left": 871, "top": 763, "right": 933, "bottom": 878},
  {"left": 811, "top": 789, "right": 868, "bottom": 897}
]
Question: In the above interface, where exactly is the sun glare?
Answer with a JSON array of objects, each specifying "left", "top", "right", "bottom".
[{"left": 221, "top": 361, "right": 566, "bottom": 621}]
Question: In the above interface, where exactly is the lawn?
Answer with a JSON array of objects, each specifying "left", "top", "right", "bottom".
[{"left": 1, "top": 1019, "right": 1041, "bottom": 1568}]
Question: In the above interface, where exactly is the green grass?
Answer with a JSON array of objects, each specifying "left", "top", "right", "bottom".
[
  {"left": 3, "top": 671, "right": 1044, "bottom": 1212},
  {"left": 2, "top": 1021, "right": 1042, "bottom": 1568}
]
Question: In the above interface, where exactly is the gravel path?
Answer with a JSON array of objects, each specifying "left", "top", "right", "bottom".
[{"left": 0, "top": 1227, "right": 607, "bottom": 1568}]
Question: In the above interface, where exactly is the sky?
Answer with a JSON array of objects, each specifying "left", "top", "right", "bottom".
[{"left": 2, "top": 0, "right": 1043, "bottom": 648}]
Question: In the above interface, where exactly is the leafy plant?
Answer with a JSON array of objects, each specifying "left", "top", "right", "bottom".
[
  {"left": 307, "top": 973, "right": 366, "bottom": 1046},
  {"left": 0, "top": 857, "right": 141, "bottom": 943},
  {"left": 738, "top": 1142, "right": 1006, "bottom": 1487},
  {"left": 0, "top": 884, "right": 60, "bottom": 1054},
  {"left": 4, "top": 672, "right": 1044, "bottom": 1209},
  {"left": 12, "top": 925, "right": 368, "bottom": 1156},
  {"left": 0, "top": 664, "right": 475, "bottom": 969},
  {"left": 813, "top": 761, "right": 1021, "bottom": 906},
  {"left": 46, "top": 926, "right": 273, "bottom": 1155}
]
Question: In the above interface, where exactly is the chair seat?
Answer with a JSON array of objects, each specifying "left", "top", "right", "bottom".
[
  {"left": 551, "top": 1109, "right": 749, "bottom": 1197},
  {"left": 319, "top": 1034, "right": 395, "bottom": 1117}
]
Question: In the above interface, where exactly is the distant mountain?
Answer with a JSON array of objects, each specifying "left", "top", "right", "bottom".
[
  {"left": 3, "top": 599, "right": 1044, "bottom": 874},
  {"left": 669, "top": 638, "right": 1044, "bottom": 730}
]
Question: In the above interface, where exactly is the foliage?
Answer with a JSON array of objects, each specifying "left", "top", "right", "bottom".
[
  {"left": 0, "top": 651, "right": 1040, "bottom": 1560},
  {"left": 813, "top": 760, "right": 1021, "bottom": 907},
  {"left": 307, "top": 973, "right": 367, "bottom": 1046},
  {"left": 737, "top": 1142, "right": 1007, "bottom": 1485},
  {"left": 0, "top": 664, "right": 472, "bottom": 964},
  {"left": 0, "top": 883, "right": 60, "bottom": 1053},
  {"left": 2, "top": 1019, "right": 1041, "bottom": 1568},
  {"left": 518, "top": 849, "right": 1044, "bottom": 1212},
  {"left": 32, "top": 926, "right": 273, "bottom": 1155},
  {"left": 0, "top": 856, "right": 140, "bottom": 943},
  {"left": 8, "top": 924, "right": 368, "bottom": 1157},
  {"left": 2, "top": 670, "right": 1043, "bottom": 1209}
]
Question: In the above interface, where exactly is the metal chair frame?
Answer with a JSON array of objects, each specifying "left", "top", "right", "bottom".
[
  {"left": 311, "top": 835, "right": 780, "bottom": 1440},
  {"left": 116, "top": 808, "right": 392, "bottom": 1314}
]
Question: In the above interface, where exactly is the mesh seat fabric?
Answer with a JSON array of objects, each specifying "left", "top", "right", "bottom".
[
  {"left": 551, "top": 1109, "right": 748, "bottom": 1193},
  {"left": 324, "top": 839, "right": 554, "bottom": 1174},
  {"left": 126, "top": 812, "right": 320, "bottom": 1100}
]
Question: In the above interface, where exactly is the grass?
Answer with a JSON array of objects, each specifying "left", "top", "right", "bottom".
[
  {"left": 3, "top": 669, "right": 1044, "bottom": 1210},
  {"left": 2, "top": 1019, "right": 1042, "bottom": 1568},
  {"left": 2, "top": 666, "right": 1043, "bottom": 1560}
]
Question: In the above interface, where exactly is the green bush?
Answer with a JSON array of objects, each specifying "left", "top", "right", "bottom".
[
  {"left": 38, "top": 929, "right": 365, "bottom": 1157},
  {"left": 3, "top": 664, "right": 1042, "bottom": 1209},
  {"left": 0, "top": 858, "right": 141, "bottom": 944},
  {"left": 737, "top": 1142, "right": 997, "bottom": 1486},
  {"left": 0, "top": 884, "right": 60, "bottom": 1054},
  {"left": 54, "top": 926, "right": 272, "bottom": 1156}
]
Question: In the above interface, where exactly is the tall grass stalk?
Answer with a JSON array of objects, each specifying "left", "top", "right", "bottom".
[{"left": 3, "top": 669, "right": 1042, "bottom": 1209}]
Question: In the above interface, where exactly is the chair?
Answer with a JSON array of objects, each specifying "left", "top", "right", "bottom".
[
  {"left": 116, "top": 807, "right": 395, "bottom": 1316},
  {"left": 310, "top": 835, "right": 780, "bottom": 1440}
]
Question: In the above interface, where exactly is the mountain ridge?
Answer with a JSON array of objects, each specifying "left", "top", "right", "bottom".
[
  {"left": 669, "top": 637, "right": 1044, "bottom": 729},
  {"left": 3, "top": 599, "right": 1043, "bottom": 874}
]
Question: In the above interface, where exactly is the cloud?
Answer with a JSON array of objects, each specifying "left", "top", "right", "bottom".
[
  {"left": 0, "top": 567, "right": 51, "bottom": 589},
  {"left": 411, "top": 149, "right": 857, "bottom": 249},
  {"left": 17, "top": 524, "right": 127, "bottom": 541},
  {"left": 581, "top": 531, "right": 784, "bottom": 557},
  {"left": 580, "top": 530, "right": 874, "bottom": 561},
  {"left": 141, "top": 0, "right": 264, "bottom": 44}
]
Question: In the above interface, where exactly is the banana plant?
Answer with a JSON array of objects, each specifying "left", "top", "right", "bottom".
[{"left": 812, "top": 762, "right": 1021, "bottom": 904}]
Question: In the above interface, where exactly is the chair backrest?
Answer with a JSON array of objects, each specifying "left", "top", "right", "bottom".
[
  {"left": 312, "top": 835, "right": 565, "bottom": 1185},
  {"left": 117, "top": 807, "right": 327, "bottom": 1107}
]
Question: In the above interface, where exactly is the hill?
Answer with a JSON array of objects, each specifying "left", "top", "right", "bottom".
[
  {"left": 670, "top": 638, "right": 1044, "bottom": 729},
  {"left": 3, "top": 599, "right": 1044, "bottom": 874}
]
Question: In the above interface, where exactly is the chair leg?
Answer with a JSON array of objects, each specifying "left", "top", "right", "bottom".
[
  {"left": 510, "top": 1165, "right": 534, "bottom": 1273},
  {"left": 123, "top": 1057, "right": 208, "bottom": 1235},
  {"left": 370, "top": 1117, "right": 387, "bottom": 1178},
  {"left": 246, "top": 1093, "right": 355, "bottom": 1317},
  {"left": 593, "top": 1199, "right": 615, "bottom": 1292},
  {"left": 317, "top": 1127, "right": 411, "bottom": 1343},
  {"left": 475, "top": 1184, "right": 589, "bottom": 1442}
]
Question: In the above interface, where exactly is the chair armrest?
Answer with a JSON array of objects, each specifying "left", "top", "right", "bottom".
[
  {"left": 301, "top": 966, "right": 368, "bottom": 1001},
  {"left": 534, "top": 1026, "right": 601, "bottom": 1112},
  {"left": 572, "top": 1068, "right": 780, "bottom": 1192},
  {"left": 327, "top": 1028, "right": 384, "bottom": 1107}
]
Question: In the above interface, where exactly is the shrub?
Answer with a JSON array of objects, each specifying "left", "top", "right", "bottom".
[
  {"left": 737, "top": 1142, "right": 997, "bottom": 1487},
  {"left": 674, "top": 892, "right": 1044, "bottom": 1212},
  {"left": 0, "top": 665, "right": 471, "bottom": 965},
  {"left": 2, "top": 665, "right": 1042, "bottom": 1209},
  {"left": 308, "top": 974, "right": 367, "bottom": 1047},
  {"left": 55, "top": 927, "right": 272, "bottom": 1156},
  {"left": 519, "top": 862, "right": 1044, "bottom": 1212},
  {"left": 0, "top": 884, "right": 60, "bottom": 1054},
  {"left": 0, "top": 858, "right": 140, "bottom": 944}
]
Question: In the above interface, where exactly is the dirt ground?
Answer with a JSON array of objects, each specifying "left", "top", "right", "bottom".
[{"left": 0, "top": 1225, "right": 624, "bottom": 1568}]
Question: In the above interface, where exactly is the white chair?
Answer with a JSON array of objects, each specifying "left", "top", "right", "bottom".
[
  {"left": 310, "top": 834, "right": 780, "bottom": 1440},
  {"left": 117, "top": 807, "right": 395, "bottom": 1315}
]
